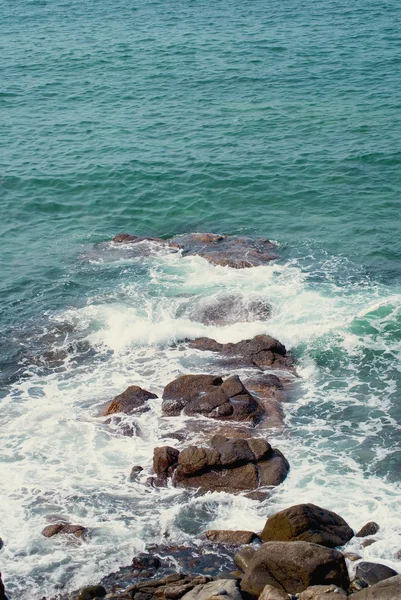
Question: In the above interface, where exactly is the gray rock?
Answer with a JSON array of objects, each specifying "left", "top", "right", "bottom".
[
  {"left": 181, "top": 579, "right": 242, "bottom": 600},
  {"left": 355, "top": 562, "right": 398, "bottom": 587},
  {"left": 356, "top": 522, "right": 380, "bottom": 537},
  {"left": 259, "top": 585, "right": 289, "bottom": 600}
]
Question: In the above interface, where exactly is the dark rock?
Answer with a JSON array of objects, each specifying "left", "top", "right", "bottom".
[
  {"left": 243, "top": 374, "right": 283, "bottom": 395},
  {"left": 176, "top": 462, "right": 260, "bottom": 493},
  {"left": 129, "top": 466, "right": 144, "bottom": 481},
  {"left": 103, "top": 386, "right": 157, "bottom": 416},
  {"left": 355, "top": 562, "right": 398, "bottom": 587},
  {"left": 176, "top": 446, "right": 220, "bottom": 476},
  {"left": 188, "top": 335, "right": 293, "bottom": 371},
  {"left": 205, "top": 530, "right": 257, "bottom": 546},
  {"left": 42, "top": 523, "right": 87, "bottom": 539},
  {"left": 154, "top": 447, "right": 180, "bottom": 476},
  {"left": 240, "top": 541, "right": 350, "bottom": 596},
  {"left": 78, "top": 585, "right": 106, "bottom": 600},
  {"left": 162, "top": 375, "right": 260, "bottom": 423},
  {"left": 360, "top": 538, "right": 377, "bottom": 548},
  {"left": 351, "top": 573, "right": 401, "bottom": 599},
  {"left": 344, "top": 552, "right": 362, "bottom": 561},
  {"left": 257, "top": 449, "right": 290, "bottom": 486},
  {"left": 356, "top": 522, "right": 380, "bottom": 537},
  {"left": 210, "top": 435, "right": 256, "bottom": 466},
  {"left": 234, "top": 546, "right": 257, "bottom": 572},
  {"left": 0, "top": 538, "right": 3, "bottom": 550},
  {"left": 132, "top": 555, "right": 162, "bottom": 572},
  {"left": 259, "top": 503, "right": 353, "bottom": 548},
  {"left": 298, "top": 585, "right": 348, "bottom": 599},
  {"left": 170, "top": 233, "right": 278, "bottom": 269},
  {"left": 179, "top": 295, "right": 271, "bottom": 327}
]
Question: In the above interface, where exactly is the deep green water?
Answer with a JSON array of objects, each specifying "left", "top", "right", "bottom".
[{"left": 1, "top": 0, "right": 401, "bottom": 598}]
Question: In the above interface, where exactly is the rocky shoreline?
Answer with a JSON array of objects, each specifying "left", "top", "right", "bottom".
[{"left": 1, "top": 234, "right": 399, "bottom": 600}]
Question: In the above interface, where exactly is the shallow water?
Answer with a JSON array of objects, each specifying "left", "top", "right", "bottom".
[{"left": 1, "top": 0, "right": 401, "bottom": 597}]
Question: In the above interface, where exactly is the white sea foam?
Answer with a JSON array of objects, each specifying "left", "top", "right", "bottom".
[{"left": 1, "top": 249, "right": 401, "bottom": 598}]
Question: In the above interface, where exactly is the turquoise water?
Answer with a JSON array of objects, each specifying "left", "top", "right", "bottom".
[{"left": 1, "top": 0, "right": 401, "bottom": 598}]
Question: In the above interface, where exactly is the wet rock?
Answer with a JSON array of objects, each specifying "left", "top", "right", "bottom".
[
  {"left": 188, "top": 335, "right": 293, "bottom": 371},
  {"left": 78, "top": 585, "right": 107, "bottom": 600},
  {"left": 154, "top": 447, "right": 180, "bottom": 476},
  {"left": 179, "top": 295, "right": 271, "bottom": 327},
  {"left": 243, "top": 374, "right": 283, "bottom": 395},
  {"left": 0, "top": 538, "right": 3, "bottom": 550},
  {"left": 205, "top": 530, "right": 257, "bottom": 546},
  {"left": 42, "top": 523, "right": 87, "bottom": 539},
  {"left": 162, "top": 375, "right": 261, "bottom": 423},
  {"left": 298, "top": 584, "right": 348, "bottom": 599},
  {"left": 259, "top": 503, "right": 354, "bottom": 548},
  {"left": 180, "top": 579, "right": 242, "bottom": 600},
  {"left": 234, "top": 546, "right": 256, "bottom": 572},
  {"left": 360, "top": 538, "right": 377, "bottom": 548},
  {"left": 351, "top": 573, "right": 401, "bottom": 599},
  {"left": 259, "top": 585, "right": 290, "bottom": 600},
  {"left": 356, "top": 522, "right": 380, "bottom": 537},
  {"left": 355, "top": 562, "right": 398, "bottom": 587},
  {"left": 344, "top": 552, "right": 362, "bottom": 561},
  {"left": 0, "top": 573, "right": 7, "bottom": 600},
  {"left": 167, "top": 436, "right": 288, "bottom": 494},
  {"left": 170, "top": 233, "right": 278, "bottom": 269},
  {"left": 129, "top": 466, "right": 144, "bottom": 481},
  {"left": 240, "top": 541, "right": 350, "bottom": 596},
  {"left": 103, "top": 386, "right": 158, "bottom": 416}
]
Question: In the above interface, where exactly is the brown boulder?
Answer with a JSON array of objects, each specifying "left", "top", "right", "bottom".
[
  {"left": 257, "top": 449, "right": 289, "bottom": 486},
  {"left": 78, "top": 585, "right": 106, "bottom": 600},
  {"left": 355, "top": 562, "right": 398, "bottom": 587},
  {"left": 205, "top": 530, "right": 257, "bottom": 546},
  {"left": 103, "top": 386, "right": 157, "bottom": 416},
  {"left": 162, "top": 375, "right": 260, "bottom": 422},
  {"left": 0, "top": 574, "right": 7, "bottom": 600},
  {"left": 42, "top": 523, "right": 87, "bottom": 539},
  {"left": 258, "top": 585, "right": 289, "bottom": 600},
  {"left": 176, "top": 463, "right": 260, "bottom": 493},
  {"left": 240, "top": 541, "right": 350, "bottom": 596},
  {"left": 235, "top": 546, "right": 256, "bottom": 572},
  {"left": 298, "top": 584, "right": 347, "bottom": 599},
  {"left": 129, "top": 466, "right": 144, "bottom": 481},
  {"left": 356, "top": 521, "right": 380, "bottom": 537},
  {"left": 351, "top": 574, "right": 401, "bottom": 599},
  {"left": 154, "top": 447, "right": 180, "bottom": 476},
  {"left": 260, "top": 504, "right": 353, "bottom": 548},
  {"left": 180, "top": 295, "right": 271, "bottom": 327}
]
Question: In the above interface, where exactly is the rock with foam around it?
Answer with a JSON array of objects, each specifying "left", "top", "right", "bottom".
[
  {"left": 103, "top": 386, "right": 157, "bottom": 416},
  {"left": 356, "top": 521, "right": 380, "bottom": 537},
  {"left": 355, "top": 562, "right": 398, "bottom": 587},
  {"left": 351, "top": 573, "right": 401, "bottom": 599}
]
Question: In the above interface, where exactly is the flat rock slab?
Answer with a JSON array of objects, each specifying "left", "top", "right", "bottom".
[
  {"left": 205, "top": 530, "right": 257, "bottom": 546},
  {"left": 260, "top": 503, "right": 354, "bottom": 548},
  {"left": 162, "top": 374, "right": 261, "bottom": 423},
  {"left": 240, "top": 541, "right": 350, "bottom": 596},
  {"left": 112, "top": 232, "right": 278, "bottom": 269}
]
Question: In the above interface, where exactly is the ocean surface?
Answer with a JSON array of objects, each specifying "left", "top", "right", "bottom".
[{"left": 1, "top": 0, "right": 401, "bottom": 597}]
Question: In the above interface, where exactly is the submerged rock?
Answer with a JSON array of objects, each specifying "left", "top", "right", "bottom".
[
  {"left": 103, "top": 386, "right": 158, "bottom": 416},
  {"left": 155, "top": 435, "right": 289, "bottom": 494},
  {"left": 178, "top": 295, "right": 271, "bottom": 326},
  {"left": 189, "top": 335, "right": 293, "bottom": 371},
  {"left": 129, "top": 466, "right": 144, "bottom": 481},
  {"left": 162, "top": 374, "right": 261, "bottom": 423},
  {"left": 42, "top": 522, "right": 87, "bottom": 539},
  {"left": 259, "top": 503, "right": 354, "bottom": 548},
  {"left": 0, "top": 573, "right": 7, "bottom": 600},
  {"left": 240, "top": 541, "right": 350, "bottom": 596}
]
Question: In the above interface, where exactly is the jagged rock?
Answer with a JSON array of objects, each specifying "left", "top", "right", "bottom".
[
  {"left": 181, "top": 579, "right": 242, "bottom": 600},
  {"left": 162, "top": 375, "right": 261, "bottom": 422},
  {"left": 42, "top": 523, "right": 87, "bottom": 539},
  {"left": 259, "top": 585, "right": 291, "bottom": 600},
  {"left": 170, "top": 233, "right": 278, "bottom": 269},
  {"left": 188, "top": 335, "right": 293, "bottom": 371},
  {"left": 356, "top": 522, "right": 380, "bottom": 537},
  {"left": 154, "top": 447, "right": 180, "bottom": 476},
  {"left": 103, "top": 386, "right": 157, "bottom": 416},
  {"left": 298, "top": 584, "right": 348, "bottom": 599},
  {"left": 78, "top": 585, "right": 107, "bottom": 600},
  {"left": 205, "top": 530, "right": 257, "bottom": 546},
  {"left": 129, "top": 466, "right": 144, "bottom": 481},
  {"left": 355, "top": 562, "right": 398, "bottom": 587},
  {"left": 351, "top": 574, "right": 401, "bottom": 599},
  {"left": 259, "top": 504, "right": 353, "bottom": 548},
  {"left": 240, "top": 541, "right": 350, "bottom": 596},
  {"left": 234, "top": 546, "right": 256, "bottom": 572},
  {"left": 164, "top": 436, "right": 288, "bottom": 494}
]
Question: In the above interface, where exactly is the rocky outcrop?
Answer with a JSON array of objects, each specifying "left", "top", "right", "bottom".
[
  {"left": 42, "top": 523, "right": 87, "bottom": 539},
  {"left": 154, "top": 447, "right": 180, "bottom": 477},
  {"left": 162, "top": 375, "right": 261, "bottom": 422},
  {"left": 355, "top": 562, "right": 398, "bottom": 587},
  {"left": 356, "top": 522, "right": 380, "bottom": 537},
  {"left": 188, "top": 335, "right": 293, "bottom": 371},
  {"left": 235, "top": 546, "right": 256, "bottom": 572},
  {"left": 154, "top": 436, "right": 289, "bottom": 494},
  {"left": 178, "top": 295, "right": 271, "bottom": 326},
  {"left": 78, "top": 586, "right": 106, "bottom": 600},
  {"left": 123, "top": 574, "right": 215, "bottom": 600},
  {"left": 103, "top": 386, "right": 158, "bottom": 416},
  {"left": 259, "top": 504, "right": 354, "bottom": 548},
  {"left": 351, "top": 574, "right": 401, "bottom": 599},
  {"left": 240, "top": 541, "right": 350, "bottom": 596},
  {"left": 258, "top": 585, "right": 289, "bottom": 600},
  {"left": 204, "top": 530, "right": 257, "bottom": 546},
  {"left": 298, "top": 585, "right": 348, "bottom": 599}
]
